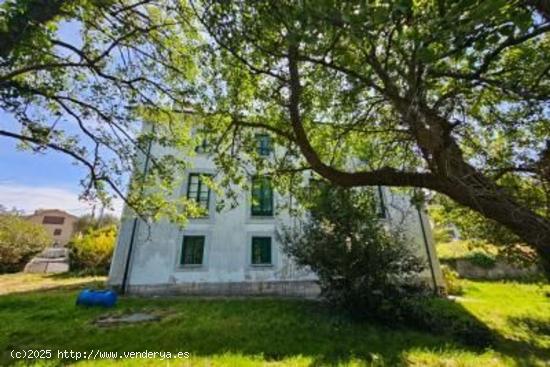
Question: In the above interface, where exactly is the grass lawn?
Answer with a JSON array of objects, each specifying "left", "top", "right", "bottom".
[{"left": 0, "top": 273, "right": 548, "bottom": 366}]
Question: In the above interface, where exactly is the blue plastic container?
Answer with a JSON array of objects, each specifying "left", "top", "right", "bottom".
[{"left": 76, "top": 289, "right": 117, "bottom": 308}]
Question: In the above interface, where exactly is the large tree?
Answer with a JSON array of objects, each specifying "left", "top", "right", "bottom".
[
  {"left": 2, "top": 0, "right": 550, "bottom": 274},
  {"left": 191, "top": 0, "right": 550, "bottom": 273}
]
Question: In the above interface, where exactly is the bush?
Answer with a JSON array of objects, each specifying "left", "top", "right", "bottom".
[
  {"left": 467, "top": 250, "right": 497, "bottom": 269},
  {"left": 279, "top": 185, "right": 427, "bottom": 320},
  {"left": 0, "top": 214, "right": 52, "bottom": 273},
  {"left": 441, "top": 265, "right": 463, "bottom": 296},
  {"left": 73, "top": 214, "right": 120, "bottom": 235},
  {"left": 498, "top": 244, "right": 539, "bottom": 268},
  {"left": 69, "top": 225, "right": 116, "bottom": 274}
]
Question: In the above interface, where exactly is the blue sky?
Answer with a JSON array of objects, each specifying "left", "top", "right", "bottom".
[
  {"left": 0, "top": 21, "right": 123, "bottom": 216},
  {"left": 0, "top": 110, "right": 124, "bottom": 216}
]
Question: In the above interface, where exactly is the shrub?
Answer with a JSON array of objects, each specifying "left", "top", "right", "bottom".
[
  {"left": 280, "top": 185, "right": 495, "bottom": 347},
  {"left": 441, "top": 265, "right": 463, "bottom": 296},
  {"left": 279, "top": 185, "right": 427, "bottom": 321},
  {"left": 436, "top": 240, "right": 472, "bottom": 260},
  {"left": 0, "top": 214, "right": 52, "bottom": 273},
  {"left": 73, "top": 214, "right": 120, "bottom": 235},
  {"left": 467, "top": 250, "right": 497, "bottom": 269},
  {"left": 69, "top": 225, "right": 116, "bottom": 274},
  {"left": 498, "top": 244, "right": 539, "bottom": 268}
]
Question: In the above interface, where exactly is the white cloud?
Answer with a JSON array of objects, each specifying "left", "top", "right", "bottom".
[{"left": 0, "top": 184, "right": 123, "bottom": 217}]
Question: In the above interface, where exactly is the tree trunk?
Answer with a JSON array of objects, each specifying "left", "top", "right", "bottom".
[{"left": 439, "top": 175, "right": 550, "bottom": 276}]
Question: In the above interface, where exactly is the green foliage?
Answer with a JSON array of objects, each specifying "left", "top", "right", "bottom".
[
  {"left": 280, "top": 185, "right": 427, "bottom": 319},
  {"left": 433, "top": 225, "right": 454, "bottom": 244},
  {"left": 68, "top": 225, "right": 116, "bottom": 274},
  {"left": 436, "top": 240, "right": 495, "bottom": 260},
  {"left": 73, "top": 214, "right": 119, "bottom": 235},
  {"left": 0, "top": 0, "right": 200, "bottom": 223},
  {"left": 430, "top": 199, "right": 542, "bottom": 268},
  {"left": 441, "top": 265, "right": 463, "bottom": 296},
  {"left": 0, "top": 214, "right": 52, "bottom": 273},
  {"left": 499, "top": 244, "right": 540, "bottom": 268},
  {"left": 195, "top": 0, "right": 550, "bottom": 272},
  {"left": 2, "top": 0, "right": 550, "bottom": 270},
  {"left": 429, "top": 198, "right": 523, "bottom": 247},
  {"left": 466, "top": 251, "right": 497, "bottom": 269},
  {"left": 435, "top": 240, "right": 472, "bottom": 260},
  {"left": 197, "top": 0, "right": 550, "bottom": 197}
]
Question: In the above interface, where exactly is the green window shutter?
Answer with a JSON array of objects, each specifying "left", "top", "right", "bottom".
[
  {"left": 251, "top": 176, "right": 274, "bottom": 216},
  {"left": 251, "top": 237, "right": 272, "bottom": 265},
  {"left": 187, "top": 173, "right": 211, "bottom": 213},
  {"left": 181, "top": 236, "right": 205, "bottom": 265}
]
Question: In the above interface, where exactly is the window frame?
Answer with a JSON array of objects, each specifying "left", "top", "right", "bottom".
[
  {"left": 42, "top": 216, "right": 65, "bottom": 225},
  {"left": 186, "top": 173, "right": 212, "bottom": 216},
  {"left": 250, "top": 176, "right": 274, "bottom": 217},
  {"left": 251, "top": 236, "right": 272, "bottom": 266},
  {"left": 180, "top": 235, "right": 205, "bottom": 267},
  {"left": 255, "top": 133, "right": 272, "bottom": 156},
  {"left": 195, "top": 138, "right": 210, "bottom": 154}
]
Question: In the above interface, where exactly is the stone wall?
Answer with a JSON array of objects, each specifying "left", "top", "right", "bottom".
[{"left": 125, "top": 280, "right": 321, "bottom": 298}]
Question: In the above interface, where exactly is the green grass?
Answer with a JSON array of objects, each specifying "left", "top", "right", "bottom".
[{"left": 0, "top": 274, "right": 548, "bottom": 366}]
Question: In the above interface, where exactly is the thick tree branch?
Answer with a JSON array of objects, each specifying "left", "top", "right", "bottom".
[{"left": 286, "top": 42, "right": 442, "bottom": 190}]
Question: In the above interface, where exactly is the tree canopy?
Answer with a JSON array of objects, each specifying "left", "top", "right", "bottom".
[
  {"left": 193, "top": 0, "right": 550, "bottom": 273},
  {"left": 0, "top": 0, "right": 197, "bottom": 213},
  {"left": 1, "top": 0, "right": 550, "bottom": 273},
  {"left": 0, "top": 212, "right": 52, "bottom": 273}
]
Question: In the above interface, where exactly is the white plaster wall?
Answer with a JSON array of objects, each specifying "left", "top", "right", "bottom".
[
  {"left": 384, "top": 189, "right": 444, "bottom": 287},
  {"left": 109, "top": 144, "right": 443, "bottom": 290}
]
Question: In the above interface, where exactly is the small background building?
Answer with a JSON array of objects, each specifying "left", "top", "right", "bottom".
[{"left": 26, "top": 209, "right": 77, "bottom": 246}]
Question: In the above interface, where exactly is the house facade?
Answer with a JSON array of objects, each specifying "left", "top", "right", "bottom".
[
  {"left": 26, "top": 209, "right": 77, "bottom": 247},
  {"left": 108, "top": 136, "right": 444, "bottom": 296}
]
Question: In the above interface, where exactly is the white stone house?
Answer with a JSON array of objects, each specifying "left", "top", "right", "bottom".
[{"left": 108, "top": 134, "right": 444, "bottom": 296}]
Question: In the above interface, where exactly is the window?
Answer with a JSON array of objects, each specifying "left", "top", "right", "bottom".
[
  {"left": 195, "top": 138, "right": 210, "bottom": 154},
  {"left": 180, "top": 236, "right": 205, "bottom": 265},
  {"left": 43, "top": 216, "right": 64, "bottom": 225},
  {"left": 255, "top": 134, "right": 272, "bottom": 156},
  {"left": 251, "top": 176, "right": 273, "bottom": 216},
  {"left": 377, "top": 186, "right": 386, "bottom": 218},
  {"left": 187, "top": 173, "right": 211, "bottom": 213},
  {"left": 53, "top": 229, "right": 62, "bottom": 236},
  {"left": 251, "top": 237, "right": 272, "bottom": 265}
]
